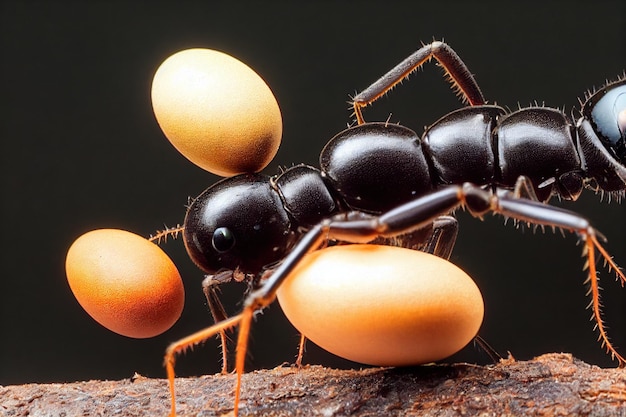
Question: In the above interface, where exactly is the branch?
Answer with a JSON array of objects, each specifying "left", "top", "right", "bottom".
[{"left": 2, "top": 353, "right": 625, "bottom": 416}]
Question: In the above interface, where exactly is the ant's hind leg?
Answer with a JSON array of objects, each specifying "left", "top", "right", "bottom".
[
  {"left": 352, "top": 41, "right": 486, "bottom": 124},
  {"left": 493, "top": 193, "right": 626, "bottom": 367}
]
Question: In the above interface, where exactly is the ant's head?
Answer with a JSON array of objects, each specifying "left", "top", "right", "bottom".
[
  {"left": 578, "top": 78, "right": 626, "bottom": 192},
  {"left": 583, "top": 78, "right": 626, "bottom": 163},
  {"left": 183, "top": 173, "right": 297, "bottom": 276}
]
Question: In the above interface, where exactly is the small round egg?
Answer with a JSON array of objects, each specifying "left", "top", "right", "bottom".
[
  {"left": 277, "top": 244, "right": 484, "bottom": 366},
  {"left": 151, "top": 48, "right": 282, "bottom": 177},
  {"left": 65, "top": 229, "right": 185, "bottom": 339}
]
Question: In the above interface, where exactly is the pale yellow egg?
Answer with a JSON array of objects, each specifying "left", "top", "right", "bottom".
[{"left": 151, "top": 48, "right": 282, "bottom": 176}]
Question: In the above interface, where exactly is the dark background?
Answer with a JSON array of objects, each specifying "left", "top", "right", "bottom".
[{"left": 1, "top": 1, "right": 625, "bottom": 385}]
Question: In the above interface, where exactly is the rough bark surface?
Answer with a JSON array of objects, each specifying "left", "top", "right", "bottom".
[{"left": 2, "top": 353, "right": 625, "bottom": 416}]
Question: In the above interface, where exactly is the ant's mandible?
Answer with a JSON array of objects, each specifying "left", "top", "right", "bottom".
[{"left": 158, "top": 41, "right": 626, "bottom": 416}]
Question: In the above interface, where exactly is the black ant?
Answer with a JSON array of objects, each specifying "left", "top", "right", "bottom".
[{"left": 163, "top": 41, "right": 626, "bottom": 416}]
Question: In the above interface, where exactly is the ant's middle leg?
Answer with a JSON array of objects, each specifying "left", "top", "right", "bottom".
[
  {"left": 373, "top": 215, "right": 458, "bottom": 259},
  {"left": 352, "top": 40, "right": 486, "bottom": 124},
  {"left": 512, "top": 175, "right": 542, "bottom": 201},
  {"left": 424, "top": 215, "right": 458, "bottom": 260}
]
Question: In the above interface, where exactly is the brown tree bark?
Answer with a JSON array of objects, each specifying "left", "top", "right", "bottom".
[{"left": 2, "top": 353, "right": 625, "bottom": 416}]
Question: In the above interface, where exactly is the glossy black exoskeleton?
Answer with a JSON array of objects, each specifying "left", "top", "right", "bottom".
[{"left": 177, "top": 41, "right": 626, "bottom": 372}]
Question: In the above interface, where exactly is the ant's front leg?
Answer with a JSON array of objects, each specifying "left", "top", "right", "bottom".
[
  {"left": 201, "top": 271, "right": 238, "bottom": 374},
  {"left": 352, "top": 41, "right": 486, "bottom": 124}
]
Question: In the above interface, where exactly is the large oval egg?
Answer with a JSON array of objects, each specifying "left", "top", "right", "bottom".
[{"left": 277, "top": 244, "right": 484, "bottom": 366}]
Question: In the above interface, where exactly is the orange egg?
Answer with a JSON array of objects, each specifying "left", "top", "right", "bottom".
[
  {"left": 65, "top": 229, "right": 184, "bottom": 338},
  {"left": 151, "top": 48, "right": 282, "bottom": 177},
  {"left": 277, "top": 244, "right": 484, "bottom": 366}
]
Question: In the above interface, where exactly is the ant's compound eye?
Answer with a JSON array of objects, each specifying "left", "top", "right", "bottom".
[
  {"left": 151, "top": 48, "right": 283, "bottom": 177},
  {"left": 585, "top": 81, "right": 626, "bottom": 163},
  {"left": 212, "top": 227, "right": 235, "bottom": 253}
]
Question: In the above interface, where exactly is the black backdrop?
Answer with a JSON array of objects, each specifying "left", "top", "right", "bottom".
[{"left": 2, "top": 1, "right": 625, "bottom": 385}]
